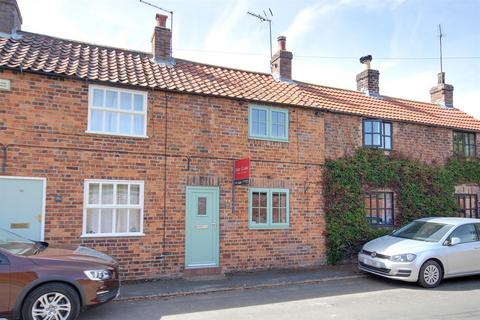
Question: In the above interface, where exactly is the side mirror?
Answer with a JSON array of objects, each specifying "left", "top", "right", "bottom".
[{"left": 449, "top": 237, "right": 461, "bottom": 246}]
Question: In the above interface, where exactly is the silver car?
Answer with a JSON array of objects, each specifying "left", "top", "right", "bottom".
[{"left": 358, "top": 217, "right": 480, "bottom": 288}]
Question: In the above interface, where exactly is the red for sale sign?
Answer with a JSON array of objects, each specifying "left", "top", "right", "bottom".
[{"left": 234, "top": 158, "right": 250, "bottom": 185}]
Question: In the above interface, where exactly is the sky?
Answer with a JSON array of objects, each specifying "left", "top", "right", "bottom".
[{"left": 16, "top": 0, "right": 480, "bottom": 118}]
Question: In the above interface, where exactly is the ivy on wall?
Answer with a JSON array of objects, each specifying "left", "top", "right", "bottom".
[{"left": 324, "top": 148, "right": 480, "bottom": 264}]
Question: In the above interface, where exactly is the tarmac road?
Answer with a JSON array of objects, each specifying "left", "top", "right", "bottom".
[{"left": 79, "top": 274, "right": 480, "bottom": 320}]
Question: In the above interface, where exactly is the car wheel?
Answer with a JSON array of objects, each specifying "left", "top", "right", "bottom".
[
  {"left": 21, "top": 282, "right": 81, "bottom": 320},
  {"left": 418, "top": 260, "right": 442, "bottom": 288}
]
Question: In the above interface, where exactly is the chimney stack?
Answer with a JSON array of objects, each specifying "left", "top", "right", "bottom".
[
  {"left": 430, "top": 72, "right": 454, "bottom": 107},
  {"left": 151, "top": 13, "right": 172, "bottom": 63},
  {"left": 271, "top": 36, "right": 293, "bottom": 81},
  {"left": 356, "top": 55, "right": 380, "bottom": 96},
  {"left": 0, "top": 0, "right": 22, "bottom": 34}
]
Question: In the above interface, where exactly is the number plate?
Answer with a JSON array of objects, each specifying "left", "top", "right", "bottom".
[{"left": 362, "top": 257, "right": 384, "bottom": 268}]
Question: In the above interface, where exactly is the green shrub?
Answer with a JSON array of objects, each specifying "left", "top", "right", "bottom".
[{"left": 325, "top": 148, "right": 480, "bottom": 264}]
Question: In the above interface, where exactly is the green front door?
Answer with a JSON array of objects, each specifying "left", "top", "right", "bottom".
[
  {"left": 185, "top": 186, "right": 219, "bottom": 268},
  {"left": 0, "top": 177, "right": 46, "bottom": 241}
]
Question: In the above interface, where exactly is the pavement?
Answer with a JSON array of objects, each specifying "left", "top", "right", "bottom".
[
  {"left": 81, "top": 274, "right": 480, "bottom": 320},
  {"left": 117, "top": 263, "right": 362, "bottom": 301}
]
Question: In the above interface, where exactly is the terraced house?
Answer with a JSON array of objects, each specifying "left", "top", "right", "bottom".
[{"left": 1, "top": 0, "right": 480, "bottom": 279}]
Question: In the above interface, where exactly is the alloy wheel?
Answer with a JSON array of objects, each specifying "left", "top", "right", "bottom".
[
  {"left": 423, "top": 264, "right": 440, "bottom": 285},
  {"left": 31, "top": 292, "right": 72, "bottom": 320}
]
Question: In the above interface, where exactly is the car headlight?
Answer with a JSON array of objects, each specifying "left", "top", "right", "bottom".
[
  {"left": 84, "top": 269, "right": 113, "bottom": 281},
  {"left": 389, "top": 253, "right": 416, "bottom": 262}
]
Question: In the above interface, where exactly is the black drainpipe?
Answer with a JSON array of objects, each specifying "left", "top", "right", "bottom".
[
  {"left": 162, "top": 92, "right": 169, "bottom": 272},
  {"left": 1, "top": 144, "right": 8, "bottom": 174}
]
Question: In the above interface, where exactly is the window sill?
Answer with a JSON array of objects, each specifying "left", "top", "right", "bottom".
[
  {"left": 368, "top": 225, "right": 394, "bottom": 228},
  {"left": 453, "top": 154, "right": 478, "bottom": 158},
  {"left": 248, "top": 224, "right": 290, "bottom": 230},
  {"left": 85, "top": 131, "right": 149, "bottom": 139},
  {"left": 364, "top": 146, "right": 392, "bottom": 151},
  {"left": 81, "top": 233, "right": 145, "bottom": 238},
  {"left": 248, "top": 136, "right": 289, "bottom": 143}
]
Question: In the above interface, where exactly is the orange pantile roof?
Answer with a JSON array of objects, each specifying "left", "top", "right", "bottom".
[{"left": 1, "top": 31, "right": 480, "bottom": 131}]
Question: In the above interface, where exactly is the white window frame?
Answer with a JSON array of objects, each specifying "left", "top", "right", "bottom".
[
  {"left": 82, "top": 179, "right": 145, "bottom": 237},
  {"left": 248, "top": 104, "right": 289, "bottom": 142},
  {"left": 86, "top": 85, "right": 148, "bottom": 138}
]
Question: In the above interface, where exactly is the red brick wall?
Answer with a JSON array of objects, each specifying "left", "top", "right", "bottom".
[
  {"left": 392, "top": 121, "right": 452, "bottom": 164},
  {"left": 0, "top": 69, "right": 325, "bottom": 279},
  {"left": 324, "top": 112, "right": 456, "bottom": 164},
  {"left": 324, "top": 112, "right": 361, "bottom": 159}
]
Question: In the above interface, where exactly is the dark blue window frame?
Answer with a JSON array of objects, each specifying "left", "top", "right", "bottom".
[{"left": 363, "top": 119, "right": 392, "bottom": 150}]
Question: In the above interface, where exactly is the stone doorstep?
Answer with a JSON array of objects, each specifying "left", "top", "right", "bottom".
[{"left": 183, "top": 267, "right": 225, "bottom": 281}]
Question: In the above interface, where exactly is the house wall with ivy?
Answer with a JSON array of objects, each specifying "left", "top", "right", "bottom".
[{"left": 324, "top": 147, "right": 480, "bottom": 264}]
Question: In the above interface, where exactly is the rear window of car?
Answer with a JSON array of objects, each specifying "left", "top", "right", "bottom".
[{"left": 391, "top": 221, "right": 454, "bottom": 242}]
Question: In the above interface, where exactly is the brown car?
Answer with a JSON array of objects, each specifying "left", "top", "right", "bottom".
[{"left": 0, "top": 228, "right": 120, "bottom": 320}]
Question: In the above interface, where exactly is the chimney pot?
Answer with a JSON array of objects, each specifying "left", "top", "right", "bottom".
[
  {"left": 277, "top": 36, "right": 287, "bottom": 51},
  {"left": 437, "top": 71, "right": 445, "bottom": 84},
  {"left": 360, "top": 54, "right": 372, "bottom": 70},
  {"left": 156, "top": 13, "right": 168, "bottom": 28},
  {"left": 271, "top": 35, "right": 293, "bottom": 81},
  {"left": 0, "top": 0, "right": 22, "bottom": 34}
]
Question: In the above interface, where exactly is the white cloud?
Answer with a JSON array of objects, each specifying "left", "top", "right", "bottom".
[
  {"left": 456, "top": 91, "right": 480, "bottom": 119},
  {"left": 203, "top": 0, "right": 250, "bottom": 50},
  {"left": 282, "top": 1, "right": 347, "bottom": 47},
  {"left": 176, "top": 0, "right": 272, "bottom": 71},
  {"left": 381, "top": 70, "right": 434, "bottom": 102}
]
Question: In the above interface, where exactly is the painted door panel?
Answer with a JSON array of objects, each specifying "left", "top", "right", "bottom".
[
  {"left": 185, "top": 187, "right": 219, "bottom": 268},
  {"left": 0, "top": 178, "right": 45, "bottom": 241},
  {"left": 445, "top": 242, "right": 480, "bottom": 275},
  {"left": 0, "top": 254, "right": 10, "bottom": 315}
]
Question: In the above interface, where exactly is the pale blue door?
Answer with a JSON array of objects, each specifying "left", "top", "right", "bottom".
[
  {"left": 185, "top": 186, "right": 219, "bottom": 268},
  {"left": 0, "top": 177, "right": 45, "bottom": 240}
]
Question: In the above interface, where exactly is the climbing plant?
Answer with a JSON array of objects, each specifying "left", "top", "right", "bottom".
[{"left": 324, "top": 148, "right": 480, "bottom": 264}]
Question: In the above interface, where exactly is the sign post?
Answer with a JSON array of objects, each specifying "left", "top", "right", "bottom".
[
  {"left": 234, "top": 158, "right": 250, "bottom": 185},
  {"left": 232, "top": 158, "right": 250, "bottom": 213}
]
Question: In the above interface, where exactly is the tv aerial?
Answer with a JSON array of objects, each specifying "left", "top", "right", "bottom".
[
  {"left": 140, "top": 0, "right": 173, "bottom": 31},
  {"left": 247, "top": 9, "right": 273, "bottom": 58}
]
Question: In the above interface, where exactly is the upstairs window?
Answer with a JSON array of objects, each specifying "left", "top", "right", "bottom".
[
  {"left": 453, "top": 131, "right": 476, "bottom": 157},
  {"left": 249, "top": 105, "right": 288, "bottom": 142},
  {"left": 363, "top": 119, "right": 392, "bottom": 150},
  {"left": 88, "top": 85, "right": 148, "bottom": 137},
  {"left": 364, "top": 192, "right": 394, "bottom": 226}
]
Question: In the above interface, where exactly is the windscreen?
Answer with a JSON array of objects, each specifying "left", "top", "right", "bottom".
[{"left": 391, "top": 221, "right": 454, "bottom": 242}]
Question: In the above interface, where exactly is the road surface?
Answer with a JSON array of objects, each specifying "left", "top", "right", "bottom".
[{"left": 80, "top": 275, "right": 480, "bottom": 320}]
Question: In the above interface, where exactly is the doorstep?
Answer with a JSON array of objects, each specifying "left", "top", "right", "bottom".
[
  {"left": 183, "top": 267, "right": 225, "bottom": 281},
  {"left": 116, "top": 263, "right": 363, "bottom": 302}
]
